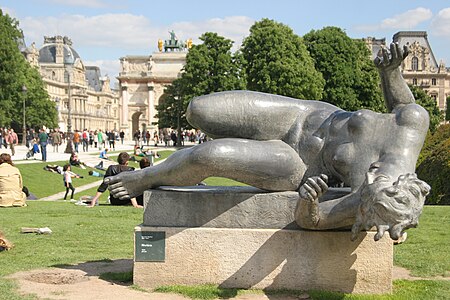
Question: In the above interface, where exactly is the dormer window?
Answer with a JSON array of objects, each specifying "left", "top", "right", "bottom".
[{"left": 411, "top": 57, "right": 419, "bottom": 71}]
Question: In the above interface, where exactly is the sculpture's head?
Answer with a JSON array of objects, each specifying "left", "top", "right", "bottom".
[{"left": 351, "top": 167, "right": 430, "bottom": 241}]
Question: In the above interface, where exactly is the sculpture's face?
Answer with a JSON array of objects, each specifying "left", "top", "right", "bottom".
[{"left": 353, "top": 168, "right": 430, "bottom": 241}]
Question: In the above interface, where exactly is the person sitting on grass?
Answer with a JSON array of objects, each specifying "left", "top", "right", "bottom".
[
  {"left": 69, "top": 152, "right": 86, "bottom": 169},
  {"left": 0, "top": 153, "right": 27, "bottom": 207},
  {"left": 63, "top": 164, "right": 81, "bottom": 201},
  {"left": 99, "top": 148, "right": 110, "bottom": 160},
  {"left": 88, "top": 152, "right": 142, "bottom": 208}
]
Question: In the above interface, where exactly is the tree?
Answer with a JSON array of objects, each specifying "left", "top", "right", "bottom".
[
  {"left": 0, "top": 9, "right": 57, "bottom": 133},
  {"left": 303, "top": 27, "right": 384, "bottom": 112},
  {"left": 156, "top": 32, "right": 246, "bottom": 137},
  {"left": 416, "top": 124, "right": 450, "bottom": 205},
  {"left": 409, "top": 85, "right": 442, "bottom": 133},
  {"left": 446, "top": 96, "right": 450, "bottom": 123},
  {"left": 155, "top": 79, "right": 186, "bottom": 133},
  {"left": 241, "top": 18, "right": 324, "bottom": 100}
]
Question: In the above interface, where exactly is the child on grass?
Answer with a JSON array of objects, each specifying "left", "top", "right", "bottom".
[{"left": 63, "top": 164, "right": 81, "bottom": 200}]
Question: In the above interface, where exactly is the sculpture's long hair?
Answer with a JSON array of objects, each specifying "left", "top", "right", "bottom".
[{"left": 351, "top": 173, "right": 430, "bottom": 241}]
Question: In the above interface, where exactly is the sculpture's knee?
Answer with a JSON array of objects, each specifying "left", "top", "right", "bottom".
[
  {"left": 188, "top": 142, "right": 223, "bottom": 170},
  {"left": 186, "top": 97, "right": 205, "bottom": 128}
]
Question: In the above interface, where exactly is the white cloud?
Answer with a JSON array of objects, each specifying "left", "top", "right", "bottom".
[
  {"left": 18, "top": 13, "right": 253, "bottom": 82},
  {"left": 170, "top": 16, "right": 254, "bottom": 51},
  {"left": 20, "top": 14, "right": 253, "bottom": 52},
  {"left": 21, "top": 13, "right": 154, "bottom": 49},
  {"left": 431, "top": 8, "right": 450, "bottom": 37},
  {"left": 47, "top": 0, "right": 108, "bottom": 8},
  {"left": 355, "top": 7, "right": 432, "bottom": 32}
]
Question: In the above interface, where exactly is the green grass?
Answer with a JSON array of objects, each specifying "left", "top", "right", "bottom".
[
  {"left": 153, "top": 280, "right": 450, "bottom": 300},
  {"left": 0, "top": 202, "right": 143, "bottom": 278},
  {"left": 154, "top": 284, "right": 249, "bottom": 299},
  {"left": 16, "top": 161, "right": 103, "bottom": 198},
  {"left": 394, "top": 206, "right": 450, "bottom": 277}
]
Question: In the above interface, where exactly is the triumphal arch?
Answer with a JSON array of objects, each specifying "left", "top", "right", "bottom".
[{"left": 117, "top": 33, "right": 190, "bottom": 139}]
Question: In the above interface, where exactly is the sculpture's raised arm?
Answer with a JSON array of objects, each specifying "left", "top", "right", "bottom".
[{"left": 375, "top": 43, "right": 415, "bottom": 112}]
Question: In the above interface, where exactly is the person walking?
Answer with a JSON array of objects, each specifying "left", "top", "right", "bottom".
[
  {"left": 107, "top": 130, "right": 115, "bottom": 150},
  {"left": 38, "top": 128, "right": 48, "bottom": 161},
  {"left": 51, "top": 129, "right": 62, "bottom": 153},
  {"left": 72, "top": 130, "right": 81, "bottom": 153},
  {"left": 119, "top": 130, "right": 125, "bottom": 144},
  {"left": 97, "top": 130, "right": 103, "bottom": 150},
  {"left": 82, "top": 129, "right": 89, "bottom": 152},
  {"left": 6, "top": 129, "right": 18, "bottom": 156}
]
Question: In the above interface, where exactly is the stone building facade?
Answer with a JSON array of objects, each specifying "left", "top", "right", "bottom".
[
  {"left": 365, "top": 31, "right": 449, "bottom": 112},
  {"left": 117, "top": 51, "right": 187, "bottom": 139},
  {"left": 22, "top": 36, "right": 120, "bottom": 132}
]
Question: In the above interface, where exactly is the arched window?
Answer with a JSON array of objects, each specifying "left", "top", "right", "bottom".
[
  {"left": 412, "top": 78, "right": 418, "bottom": 85},
  {"left": 411, "top": 57, "right": 419, "bottom": 71},
  {"left": 432, "top": 78, "right": 437, "bottom": 85}
]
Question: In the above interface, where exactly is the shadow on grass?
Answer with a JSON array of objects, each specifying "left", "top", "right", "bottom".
[{"left": 52, "top": 258, "right": 133, "bottom": 286}]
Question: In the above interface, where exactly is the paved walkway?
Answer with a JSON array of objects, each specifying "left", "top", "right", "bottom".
[{"left": 2, "top": 140, "right": 193, "bottom": 201}]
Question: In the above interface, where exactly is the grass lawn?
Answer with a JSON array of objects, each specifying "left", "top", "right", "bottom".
[{"left": 1, "top": 152, "right": 449, "bottom": 299}]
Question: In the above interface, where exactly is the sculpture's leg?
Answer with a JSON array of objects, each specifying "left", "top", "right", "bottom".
[{"left": 107, "top": 138, "right": 306, "bottom": 200}]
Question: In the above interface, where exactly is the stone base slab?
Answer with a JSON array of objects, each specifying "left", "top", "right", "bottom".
[
  {"left": 134, "top": 225, "right": 393, "bottom": 294},
  {"left": 143, "top": 186, "right": 351, "bottom": 229}
]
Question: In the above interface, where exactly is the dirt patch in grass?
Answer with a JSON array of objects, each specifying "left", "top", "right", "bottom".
[{"left": 6, "top": 260, "right": 448, "bottom": 300}]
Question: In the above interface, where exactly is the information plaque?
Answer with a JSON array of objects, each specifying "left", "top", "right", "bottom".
[{"left": 135, "top": 231, "right": 165, "bottom": 262}]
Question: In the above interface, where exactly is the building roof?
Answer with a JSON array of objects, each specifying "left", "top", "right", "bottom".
[
  {"left": 38, "top": 36, "right": 81, "bottom": 64},
  {"left": 38, "top": 44, "right": 80, "bottom": 64},
  {"left": 393, "top": 31, "right": 438, "bottom": 69},
  {"left": 85, "top": 66, "right": 102, "bottom": 92}
]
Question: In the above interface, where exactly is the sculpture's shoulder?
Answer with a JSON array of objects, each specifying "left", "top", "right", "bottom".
[{"left": 395, "top": 103, "right": 430, "bottom": 131}]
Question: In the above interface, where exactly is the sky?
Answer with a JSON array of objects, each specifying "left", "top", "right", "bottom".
[{"left": 2, "top": 0, "right": 450, "bottom": 85}]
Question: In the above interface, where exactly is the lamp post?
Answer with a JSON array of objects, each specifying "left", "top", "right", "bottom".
[
  {"left": 64, "top": 63, "right": 74, "bottom": 153},
  {"left": 21, "top": 85, "right": 27, "bottom": 145}
]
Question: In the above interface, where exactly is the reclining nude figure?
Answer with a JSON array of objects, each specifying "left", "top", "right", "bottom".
[{"left": 107, "top": 43, "right": 430, "bottom": 241}]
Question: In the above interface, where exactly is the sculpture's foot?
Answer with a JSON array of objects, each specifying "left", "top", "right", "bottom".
[{"left": 106, "top": 170, "right": 148, "bottom": 200}]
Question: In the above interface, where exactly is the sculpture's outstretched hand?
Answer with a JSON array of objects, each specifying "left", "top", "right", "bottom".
[
  {"left": 298, "top": 174, "right": 328, "bottom": 226},
  {"left": 374, "top": 42, "right": 409, "bottom": 72}
]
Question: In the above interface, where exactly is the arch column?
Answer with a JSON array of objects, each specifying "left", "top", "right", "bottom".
[
  {"left": 148, "top": 83, "right": 155, "bottom": 129},
  {"left": 121, "top": 84, "right": 129, "bottom": 131}
]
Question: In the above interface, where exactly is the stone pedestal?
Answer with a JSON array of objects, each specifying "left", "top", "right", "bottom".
[{"left": 134, "top": 186, "right": 392, "bottom": 294}]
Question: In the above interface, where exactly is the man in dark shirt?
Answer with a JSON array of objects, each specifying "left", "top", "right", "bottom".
[
  {"left": 88, "top": 152, "right": 142, "bottom": 208},
  {"left": 38, "top": 128, "right": 48, "bottom": 161}
]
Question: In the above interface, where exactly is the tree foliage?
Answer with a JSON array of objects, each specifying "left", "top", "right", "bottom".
[
  {"left": 446, "top": 96, "right": 450, "bottom": 122},
  {"left": 242, "top": 18, "right": 324, "bottom": 100},
  {"left": 304, "top": 27, "right": 384, "bottom": 112},
  {"left": 0, "top": 9, "right": 57, "bottom": 131},
  {"left": 409, "top": 85, "right": 442, "bottom": 133},
  {"left": 416, "top": 124, "right": 450, "bottom": 205},
  {"left": 156, "top": 32, "right": 246, "bottom": 130}
]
